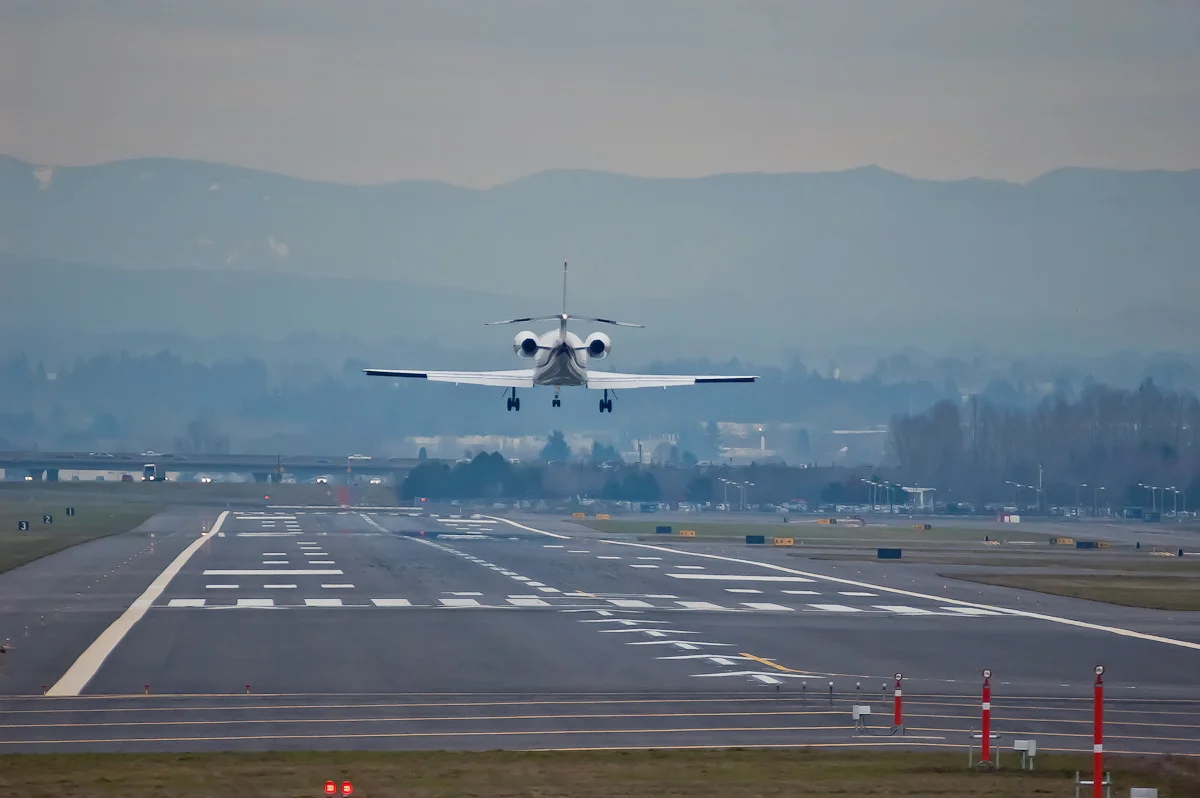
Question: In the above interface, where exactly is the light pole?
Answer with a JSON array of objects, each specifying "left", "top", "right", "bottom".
[
  {"left": 1093, "top": 486, "right": 1105, "bottom": 517},
  {"left": 1005, "top": 480, "right": 1018, "bottom": 506},
  {"left": 1076, "top": 484, "right": 1087, "bottom": 517}
]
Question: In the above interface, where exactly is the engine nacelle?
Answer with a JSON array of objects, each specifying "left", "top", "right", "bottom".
[
  {"left": 584, "top": 331, "right": 611, "bottom": 360},
  {"left": 513, "top": 331, "right": 539, "bottom": 358}
]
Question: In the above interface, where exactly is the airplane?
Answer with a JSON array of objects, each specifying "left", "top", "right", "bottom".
[{"left": 363, "top": 260, "right": 757, "bottom": 413}]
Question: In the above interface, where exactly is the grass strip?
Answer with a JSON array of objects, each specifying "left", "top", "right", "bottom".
[
  {"left": 0, "top": 749, "right": 1196, "bottom": 798},
  {"left": 0, "top": 502, "right": 158, "bottom": 574}
]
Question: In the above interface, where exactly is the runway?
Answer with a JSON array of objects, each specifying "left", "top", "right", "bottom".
[{"left": 0, "top": 508, "right": 1197, "bottom": 754}]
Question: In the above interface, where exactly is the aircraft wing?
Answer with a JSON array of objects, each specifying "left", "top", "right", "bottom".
[
  {"left": 363, "top": 368, "right": 535, "bottom": 388},
  {"left": 585, "top": 371, "right": 758, "bottom": 390}
]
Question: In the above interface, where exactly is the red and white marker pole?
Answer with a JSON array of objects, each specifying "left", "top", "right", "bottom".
[
  {"left": 1093, "top": 665, "right": 1104, "bottom": 798},
  {"left": 893, "top": 672, "right": 903, "bottom": 728},
  {"left": 981, "top": 669, "right": 992, "bottom": 763}
]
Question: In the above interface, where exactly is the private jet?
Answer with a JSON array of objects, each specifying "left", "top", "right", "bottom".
[{"left": 363, "top": 261, "right": 757, "bottom": 412}]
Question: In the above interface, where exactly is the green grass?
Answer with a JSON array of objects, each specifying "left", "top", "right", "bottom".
[
  {"left": 582, "top": 519, "right": 1047, "bottom": 544},
  {"left": 0, "top": 501, "right": 158, "bottom": 574},
  {"left": 806, "top": 553, "right": 1200, "bottom": 570},
  {"left": 947, "top": 572, "right": 1200, "bottom": 611},
  {"left": 0, "top": 750, "right": 1195, "bottom": 798},
  {"left": 0, "top": 481, "right": 400, "bottom": 507}
]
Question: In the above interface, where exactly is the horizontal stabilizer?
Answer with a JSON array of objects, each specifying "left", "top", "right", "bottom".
[
  {"left": 574, "top": 316, "right": 644, "bottom": 328},
  {"left": 484, "top": 315, "right": 560, "bottom": 326}
]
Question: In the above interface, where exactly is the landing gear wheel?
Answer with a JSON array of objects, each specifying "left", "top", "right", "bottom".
[
  {"left": 506, "top": 398, "right": 513, "bottom": 411},
  {"left": 514, "top": 397, "right": 521, "bottom": 411},
  {"left": 552, "top": 398, "right": 561, "bottom": 408},
  {"left": 599, "top": 398, "right": 612, "bottom": 413}
]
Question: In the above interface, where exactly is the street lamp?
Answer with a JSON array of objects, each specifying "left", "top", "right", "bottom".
[
  {"left": 1076, "top": 484, "right": 1087, "bottom": 517},
  {"left": 1093, "top": 486, "right": 1105, "bottom": 517}
]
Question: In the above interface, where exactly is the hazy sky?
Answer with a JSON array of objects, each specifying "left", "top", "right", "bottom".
[{"left": 2, "top": 1, "right": 1198, "bottom": 187}]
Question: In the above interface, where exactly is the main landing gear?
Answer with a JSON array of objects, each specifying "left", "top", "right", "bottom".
[
  {"left": 552, "top": 389, "right": 561, "bottom": 408},
  {"left": 506, "top": 387, "right": 521, "bottom": 412},
  {"left": 599, "top": 388, "right": 613, "bottom": 414}
]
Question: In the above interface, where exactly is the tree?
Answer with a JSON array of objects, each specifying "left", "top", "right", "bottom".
[
  {"left": 589, "top": 441, "right": 620, "bottom": 465},
  {"left": 418, "top": 447, "right": 427, "bottom": 462},
  {"left": 540, "top": 430, "right": 571, "bottom": 461}
]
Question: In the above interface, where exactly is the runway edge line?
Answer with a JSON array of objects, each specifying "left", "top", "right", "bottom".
[{"left": 46, "top": 510, "right": 231, "bottom": 697}]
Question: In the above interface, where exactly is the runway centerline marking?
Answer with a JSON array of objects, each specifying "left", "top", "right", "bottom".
[{"left": 48, "top": 511, "right": 231, "bottom": 697}]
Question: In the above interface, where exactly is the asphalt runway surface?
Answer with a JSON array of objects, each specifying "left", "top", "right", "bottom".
[{"left": 0, "top": 508, "right": 1196, "bottom": 755}]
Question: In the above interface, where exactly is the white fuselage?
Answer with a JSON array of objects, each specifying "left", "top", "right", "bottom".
[{"left": 532, "top": 329, "right": 589, "bottom": 386}]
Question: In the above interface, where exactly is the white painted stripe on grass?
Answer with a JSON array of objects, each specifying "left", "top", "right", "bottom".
[{"left": 48, "top": 511, "right": 231, "bottom": 697}]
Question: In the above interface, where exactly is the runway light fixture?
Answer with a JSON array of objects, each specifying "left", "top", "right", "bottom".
[
  {"left": 324, "top": 781, "right": 337, "bottom": 796},
  {"left": 341, "top": 781, "right": 354, "bottom": 796},
  {"left": 1094, "top": 665, "right": 1104, "bottom": 676},
  {"left": 982, "top": 669, "right": 992, "bottom": 679},
  {"left": 895, "top": 672, "right": 903, "bottom": 681}
]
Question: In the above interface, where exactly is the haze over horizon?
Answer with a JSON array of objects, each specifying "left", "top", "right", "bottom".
[{"left": 3, "top": 1, "right": 1198, "bottom": 187}]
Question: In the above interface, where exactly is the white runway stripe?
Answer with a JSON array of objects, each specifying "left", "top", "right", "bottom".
[
  {"left": 308, "top": 560, "right": 336, "bottom": 565},
  {"left": 264, "top": 584, "right": 297, "bottom": 589},
  {"left": 630, "top": 564, "right": 658, "bottom": 569},
  {"left": 321, "top": 584, "right": 355, "bottom": 589},
  {"left": 262, "top": 561, "right": 290, "bottom": 565},
  {"left": 943, "top": 607, "right": 1003, "bottom": 616},
  {"left": 205, "top": 584, "right": 238, "bottom": 589},
  {"left": 676, "top": 601, "right": 726, "bottom": 610},
  {"left": 440, "top": 598, "right": 481, "bottom": 607},
  {"left": 726, "top": 588, "right": 762, "bottom": 594},
  {"left": 608, "top": 599, "right": 653, "bottom": 608},
  {"left": 372, "top": 599, "right": 412, "bottom": 607},
  {"left": 305, "top": 598, "right": 343, "bottom": 607},
  {"left": 669, "top": 573, "right": 815, "bottom": 582},
  {"left": 237, "top": 598, "right": 274, "bottom": 607},
  {"left": 168, "top": 599, "right": 205, "bottom": 607},
  {"left": 507, "top": 597, "right": 550, "bottom": 607},
  {"left": 741, "top": 602, "right": 793, "bottom": 611},
  {"left": 204, "top": 569, "right": 343, "bottom": 575},
  {"left": 839, "top": 591, "right": 877, "bottom": 597},
  {"left": 806, "top": 603, "right": 862, "bottom": 612},
  {"left": 262, "top": 552, "right": 287, "bottom": 556},
  {"left": 875, "top": 605, "right": 935, "bottom": 615}
]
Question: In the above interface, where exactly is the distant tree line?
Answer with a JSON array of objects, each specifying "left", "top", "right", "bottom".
[
  {"left": 888, "top": 379, "right": 1200, "bottom": 510},
  {"left": 398, "top": 451, "right": 895, "bottom": 506}
]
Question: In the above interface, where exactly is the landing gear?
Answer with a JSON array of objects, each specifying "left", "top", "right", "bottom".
[
  {"left": 552, "top": 389, "right": 561, "bottom": 408},
  {"left": 506, "top": 387, "right": 521, "bottom": 412},
  {"left": 598, "top": 389, "right": 613, "bottom": 413}
]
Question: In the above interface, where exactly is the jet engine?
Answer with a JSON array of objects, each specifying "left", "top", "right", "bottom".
[
  {"left": 513, "top": 331, "right": 539, "bottom": 357},
  {"left": 584, "top": 331, "right": 611, "bottom": 360}
]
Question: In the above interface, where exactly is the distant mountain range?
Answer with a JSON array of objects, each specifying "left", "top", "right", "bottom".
[{"left": 2, "top": 154, "right": 1198, "bottom": 360}]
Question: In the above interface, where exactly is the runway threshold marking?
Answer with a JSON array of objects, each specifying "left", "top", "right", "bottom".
[
  {"left": 47, "top": 511, "right": 231, "bottom": 697},
  {"left": 581, "top": 533, "right": 1200, "bottom": 653}
]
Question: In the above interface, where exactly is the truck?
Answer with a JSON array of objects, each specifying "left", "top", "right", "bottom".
[{"left": 142, "top": 463, "right": 159, "bottom": 482}]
